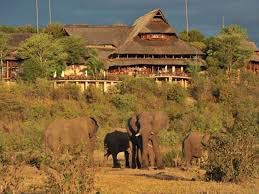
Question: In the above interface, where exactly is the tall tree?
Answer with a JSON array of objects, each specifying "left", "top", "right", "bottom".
[
  {"left": 206, "top": 25, "right": 253, "bottom": 78},
  {"left": 17, "top": 33, "right": 67, "bottom": 81},
  {"left": 179, "top": 29, "right": 205, "bottom": 42},
  {"left": 87, "top": 49, "right": 104, "bottom": 79},
  {"left": 57, "top": 36, "right": 87, "bottom": 65},
  {"left": 179, "top": 29, "right": 206, "bottom": 50},
  {"left": 43, "top": 23, "right": 66, "bottom": 39},
  {"left": 0, "top": 32, "right": 10, "bottom": 80}
]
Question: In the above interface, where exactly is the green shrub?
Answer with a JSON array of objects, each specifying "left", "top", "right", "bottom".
[
  {"left": 165, "top": 83, "right": 187, "bottom": 103},
  {"left": 111, "top": 94, "right": 138, "bottom": 112},
  {"left": 205, "top": 133, "right": 256, "bottom": 182}
]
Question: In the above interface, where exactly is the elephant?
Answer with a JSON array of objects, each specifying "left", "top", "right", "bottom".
[
  {"left": 45, "top": 117, "right": 99, "bottom": 157},
  {"left": 182, "top": 131, "right": 210, "bottom": 167},
  {"left": 128, "top": 111, "right": 169, "bottom": 169},
  {"left": 103, "top": 128, "right": 132, "bottom": 168}
]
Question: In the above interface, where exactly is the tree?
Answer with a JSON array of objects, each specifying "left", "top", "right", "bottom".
[
  {"left": 43, "top": 23, "right": 66, "bottom": 39},
  {"left": 0, "top": 32, "right": 10, "bottom": 80},
  {"left": 179, "top": 29, "right": 205, "bottom": 43},
  {"left": 179, "top": 29, "right": 206, "bottom": 50},
  {"left": 19, "top": 57, "right": 45, "bottom": 82},
  {"left": 17, "top": 33, "right": 67, "bottom": 81},
  {"left": 206, "top": 25, "right": 253, "bottom": 78},
  {"left": 57, "top": 36, "right": 87, "bottom": 65},
  {"left": 86, "top": 49, "right": 104, "bottom": 79}
]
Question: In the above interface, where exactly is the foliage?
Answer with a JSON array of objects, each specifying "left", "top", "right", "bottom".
[
  {"left": 206, "top": 25, "right": 253, "bottom": 77},
  {"left": 19, "top": 58, "right": 46, "bottom": 82},
  {"left": 179, "top": 29, "right": 205, "bottom": 43},
  {"left": 205, "top": 133, "right": 256, "bottom": 182},
  {"left": 57, "top": 36, "right": 88, "bottom": 65},
  {"left": 0, "top": 25, "right": 38, "bottom": 33},
  {"left": 86, "top": 49, "right": 104, "bottom": 79},
  {"left": 18, "top": 33, "right": 67, "bottom": 80},
  {"left": 165, "top": 83, "right": 187, "bottom": 103},
  {"left": 43, "top": 23, "right": 66, "bottom": 38}
]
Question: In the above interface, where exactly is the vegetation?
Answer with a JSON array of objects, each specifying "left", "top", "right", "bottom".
[
  {"left": 0, "top": 32, "right": 10, "bottom": 80},
  {"left": 0, "top": 25, "right": 38, "bottom": 33},
  {"left": 0, "top": 24, "right": 258, "bottom": 192},
  {"left": 206, "top": 25, "right": 253, "bottom": 78}
]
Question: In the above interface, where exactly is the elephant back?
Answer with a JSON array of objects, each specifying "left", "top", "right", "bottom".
[{"left": 45, "top": 117, "right": 98, "bottom": 154}]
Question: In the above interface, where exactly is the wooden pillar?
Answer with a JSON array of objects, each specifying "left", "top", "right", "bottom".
[
  {"left": 6, "top": 61, "right": 9, "bottom": 80},
  {"left": 181, "top": 66, "right": 184, "bottom": 72},
  {"left": 181, "top": 79, "right": 184, "bottom": 87},
  {"left": 165, "top": 65, "right": 168, "bottom": 72},
  {"left": 85, "top": 81, "right": 89, "bottom": 90},
  {"left": 104, "top": 81, "right": 108, "bottom": 93},
  {"left": 96, "top": 81, "right": 99, "bottom": 88},
  {"left": 172, "top": 66, "right": 175, "bottom": 73},
  {"left": 169, "top": 77, "right": 172, "bottom": 83},
  {"left": 53, "top": 81, "right": 57, "bottom": 89}
]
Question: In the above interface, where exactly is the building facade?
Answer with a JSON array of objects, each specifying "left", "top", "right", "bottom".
[{"left": 64, "top": 8, "right": 206, "bottom": 87}]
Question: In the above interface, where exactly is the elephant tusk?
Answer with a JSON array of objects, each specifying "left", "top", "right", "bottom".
[{"left": 135, "top": 133, "right": 141, "bottom": 136}]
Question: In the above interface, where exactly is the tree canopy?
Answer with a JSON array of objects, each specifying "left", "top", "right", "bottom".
[
  {"left": 17, "top": 33, "right": 67, "bottom": 81},
  {"left": 86, "top": 49, "right": 104, "bottom": 79},
  {"left": 179, "top": 29, "right": 205, "bottom": 43},
  {"left": 43, "top": 23, "right": 66, "bottom": 39},
  {"left": 206, "top": 25, "right": 253, "bottom": 76},
  {"left": 57, "top": 36, "right": 88, "bottom": 65}
]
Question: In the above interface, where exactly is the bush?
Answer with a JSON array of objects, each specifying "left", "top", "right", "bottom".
[
  {"left": 52, "top": 84, "right": 82, "bottom": 101},
  {"left": 165, "top": 83, "right": 187, "bottom": 103},
  {"left": 205, "top": 133, "right": 256, "bottom": 182}
]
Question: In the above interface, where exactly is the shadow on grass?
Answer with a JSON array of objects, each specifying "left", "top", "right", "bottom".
[{"left": 135, "top": 172, "right": 196, "bottom": 181}]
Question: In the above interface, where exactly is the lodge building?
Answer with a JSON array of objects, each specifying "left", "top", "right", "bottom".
[
  {"left": 63, "top": 8, "right": 206, "bottom": 87},
  {"left": 1, "top": 9, "right": 258, "bottom": 89}
]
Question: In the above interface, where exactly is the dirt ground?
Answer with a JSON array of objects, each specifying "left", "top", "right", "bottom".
[
  {"left": 94, "top": 167, "right": 259, "bottom": 194},
  {"left": 94, "top": 153, "right": 259, "bottom": 194},
  {"left": 1, "top": 152, "right": 258, "bottom": 193}
]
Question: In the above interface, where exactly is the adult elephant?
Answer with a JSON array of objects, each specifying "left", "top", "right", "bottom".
[
  {"left": 104, "top": 128, "right": 132, "bottom": 168},
  {"left": 182, "top": 131, "right": 210, "bottom": 167},
  {"left": 128, "top": 111, "right": 169, "bottom": 169},
  {"left": 45, "top": 117, "right": 99, "bottom": 157}
]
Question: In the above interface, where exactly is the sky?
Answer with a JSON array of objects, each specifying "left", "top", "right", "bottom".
[{"left": 0, "top": 0, "right": 258, "bottom": 45}]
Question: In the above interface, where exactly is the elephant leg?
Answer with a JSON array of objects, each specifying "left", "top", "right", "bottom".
[
  {"left": 112, "top": 153, "right": 121, "bottom": 168},
  {"left": 151, "top": 135, "right": 164, "bottom": 169},
  {"left": 136, "top": 146, "right": 142, "bottom": 169},
  {"left": 125, "top": 151, "right": 130, "bottom": 168},
  {"left": 141, "top": 135, "right": 150, "bottom": 169},
  {"left": 148, "top": 145, "right": 155, "bottom": 168},
  {"left": 131, "top": 144, "right": 137, "bottom": 169}
]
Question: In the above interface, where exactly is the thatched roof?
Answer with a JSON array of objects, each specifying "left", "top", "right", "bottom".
[
  {"left": 115, "top": 38, "right": 203, "bottom": 55},
  {"left": 64, "top": 25, "right": 129, "bottom": 47},
  {"left": 7, "top": 33, "right": 33, "bottom": 48},
  {"left": 107, "top": 58, "right": 206, "bottom": 67},
  {"left": 64, "top": 8, "right": 205, "bottom": 67},
  {"left": 5, "top": 33, "right": 33, "bottom": 60},
  {"left": 126, "top": 8, "right": 176, "bottom": 43}
]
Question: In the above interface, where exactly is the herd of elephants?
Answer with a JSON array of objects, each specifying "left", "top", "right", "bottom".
[{"left": 45, "top": 111, "right": 212, "bottom": 169}]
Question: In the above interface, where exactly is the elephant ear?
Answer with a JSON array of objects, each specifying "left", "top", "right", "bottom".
[
  {"left": 152, "top": 112, "right": 169, "bottom": 133},
  {"left": 201, "top": 133, "right": 210, "bottom": 147},
  {"left": 89, "top": 117, "right": 99, "bottom": 137},
  {"left": 128, "top": 114, "right": 139, "bottom": 135}
]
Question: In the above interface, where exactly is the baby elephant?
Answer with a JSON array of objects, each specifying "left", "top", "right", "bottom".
[{"left": 104, "top": 128, "right": 132, "bottom": 168}]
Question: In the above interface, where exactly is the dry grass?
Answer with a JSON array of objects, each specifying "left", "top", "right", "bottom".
[
  {"left": 94, "top": 152, "right": 259, "bottom": 194},
  {"left": 94, "top": 167, "right": 259, "bottom": 194}
]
